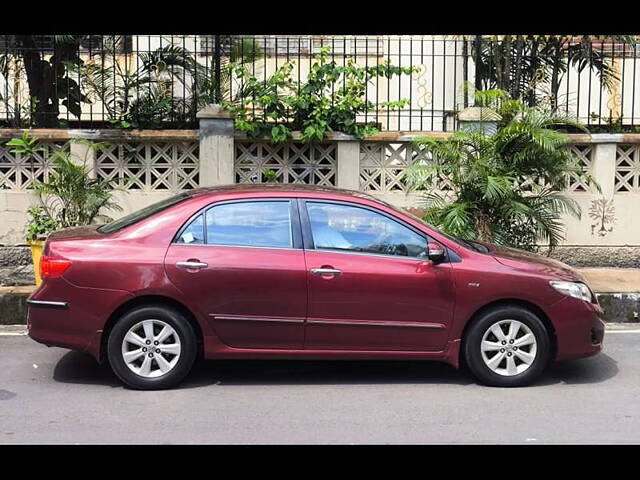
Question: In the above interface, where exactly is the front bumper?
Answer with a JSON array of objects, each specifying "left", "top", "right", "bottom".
[
  {"left": 548, "top": 296, "right": 605, "bottom": 362},
  {"left": 27, "top": 277, "right": 133, "bottom": 360}
]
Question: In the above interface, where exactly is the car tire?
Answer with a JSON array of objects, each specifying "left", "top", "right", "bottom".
[
  {"left": 107, "top": 305, "right": 197, "bottom": 390},
  {"left": 463, "top": 305, "right": 551, "bottom": 387}
]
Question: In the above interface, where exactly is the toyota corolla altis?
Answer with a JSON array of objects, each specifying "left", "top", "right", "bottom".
[{"left": 27, "top": 184, "right": 604, "bottom": 389}]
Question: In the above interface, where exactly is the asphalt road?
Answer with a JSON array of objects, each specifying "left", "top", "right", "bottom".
[{"left": 1, "top": 325, "right": 639, "bottom": 444}]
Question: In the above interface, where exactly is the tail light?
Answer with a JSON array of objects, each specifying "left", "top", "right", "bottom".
[{"left": 40, "top": 256, "right": 72, "bottom": 279}]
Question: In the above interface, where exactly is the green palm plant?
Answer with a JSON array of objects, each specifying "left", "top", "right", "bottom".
[
  {"left": 9, "top": 132, "right": 122, "bottom": 234},
  {"left": 74, "top": 38, "right": 261, "bottom": 128},
  {"left": 472, "top": 35, "right": 637, "bottom": 110},
  {"left": 405, "top": 89, "right": 599, "bottom": 253},
  {"left": 34, "top": 144, "right": 122, "bottom": 228}
]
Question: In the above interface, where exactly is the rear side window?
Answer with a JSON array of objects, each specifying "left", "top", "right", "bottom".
[{"left": 175, "top": 201, "right": 293, "bottom": 248}]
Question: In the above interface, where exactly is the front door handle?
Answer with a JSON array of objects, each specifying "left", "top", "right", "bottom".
[
  {"left": 311, "top": 267, "right": 342, "bottom": 276},
  {"left": 176, "top": 261, "right": 208, "bottom": 270}
]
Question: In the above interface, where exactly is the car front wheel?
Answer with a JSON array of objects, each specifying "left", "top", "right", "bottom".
[
  {"left": 463, "top": 306, "right": 551, "bottom": 387},
  {"left": 107, "top": 305, "right": 197, "bottom": 390}
]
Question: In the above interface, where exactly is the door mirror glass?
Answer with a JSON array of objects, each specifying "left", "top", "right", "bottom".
[{"left": 427, "top": 242, "right": 446, "bottom": 263}]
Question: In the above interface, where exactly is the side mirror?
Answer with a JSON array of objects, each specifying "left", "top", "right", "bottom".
[{"left": 427, "top": 241, "right": 446, "bottom": 263}]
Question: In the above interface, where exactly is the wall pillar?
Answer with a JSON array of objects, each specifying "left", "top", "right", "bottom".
[
  {"left": 69, "top": 136, "right": 96, "bottom": 179},
  {"left": 590, "top": 134, "right": 620, "bottom": 198},
  {"left": 197, "top": 104, "right": 235, "bottom": 186},
  {"left": 336, "top": 138, "right": 361, "bottom": 190}
]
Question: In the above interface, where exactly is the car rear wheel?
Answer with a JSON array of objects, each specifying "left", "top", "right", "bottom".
[
  {"left": 463, "top": 305, "right": 551, "bottom": 387},
  {"left": 107, "top": 305, "right": 197, "bottom": 390}
]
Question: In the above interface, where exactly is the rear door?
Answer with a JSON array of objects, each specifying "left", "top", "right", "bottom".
[
  {"left": 300, "top": 200, "right": 455, "bottom": 352},
  {"left": 165, "top": 199, "right": 307, "bottom": 349}
]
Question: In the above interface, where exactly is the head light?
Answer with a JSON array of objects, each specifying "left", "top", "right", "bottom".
[{"left": 549, "top": 281, "right": 592, "bottom": 302}]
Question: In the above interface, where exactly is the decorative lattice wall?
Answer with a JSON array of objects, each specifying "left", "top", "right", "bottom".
[
  {"left": 96, "top": 141, "right": 199, "bottom": 191},
  {"left": 359, "top": 142, "right": 452, "bottom": 193},
  {"left": 235, "top": 141, "right": 336, "bottom": 185},
  {"left": 567, "top": 144, "right": 594, "bottom": 192},
  {"left": 360, "top": 142, "right": 595, "bottom": 194},
  {"left": 615, "top": 145, "right": 640, "bottom": 193},
  {"left": 0, "top": 140, "right": 70, "bottom": 191}
]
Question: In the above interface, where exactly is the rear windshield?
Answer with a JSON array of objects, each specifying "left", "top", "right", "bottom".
[{"left": 98, "top": 193, "right": 191, "bottom": 234}]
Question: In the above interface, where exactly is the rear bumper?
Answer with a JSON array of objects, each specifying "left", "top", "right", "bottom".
[
  {"left": 548, "top": 296, "right": 605, "bottom": 362},
  {"left": 27, "top": 278, "right": 133, "bottom": 360}
]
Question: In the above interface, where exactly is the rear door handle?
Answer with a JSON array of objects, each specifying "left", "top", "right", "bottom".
[
  {"left": 311, "top": 268, "right": 342, "bottom": 276},
  {"left": 176, "top": 261, "right": 208, "bottom": 270}
]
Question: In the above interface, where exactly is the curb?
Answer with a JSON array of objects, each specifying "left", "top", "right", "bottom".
[{"left": 1, "top": 286, "right": 639, "bottom": 325}]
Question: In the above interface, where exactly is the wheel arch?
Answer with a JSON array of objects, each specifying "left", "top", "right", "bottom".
[
  {"left": 99, "top": 295, "right": 204, "bottom": 364},
  {"left": 458, "top": 298, "right": 558, "bottom": 366}
]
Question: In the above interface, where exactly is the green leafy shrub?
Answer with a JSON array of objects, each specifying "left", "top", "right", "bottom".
[
  {"left": 8, "top": 132, "right": 122, "bottom": 240},
  {"left": 25, "top": 206, "right": 59, "bottom": 242},
  {"left": 224, "top": 47, "right": 417, "bottom": 143},
  {"left": 405, "top": 89, "right": 599, "bottom": 253}
]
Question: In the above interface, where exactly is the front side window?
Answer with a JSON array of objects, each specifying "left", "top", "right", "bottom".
[
  {"left": 206, "top": 201, "right": 293, "bottom": 248},
  {"left": 306, "top": 202, "right": 428, "bottom": 258}
]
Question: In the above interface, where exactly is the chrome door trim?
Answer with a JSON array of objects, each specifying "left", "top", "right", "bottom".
[
  {"left": 26, "top": 299, "right": 69, "bottom": 308},
  {"left": 211, "top": 315, "right": 305, "bottom": 324},
  {"left": 170, "top": 243, "right": 301, "bottom": 252},
  {"left": 307, "top": 318, "right": 446, "bottom": 329}
]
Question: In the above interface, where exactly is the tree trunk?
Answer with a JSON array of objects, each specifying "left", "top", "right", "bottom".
[
  {"left": 512, "top": 36, "right": 524, "bottom": 99},
  {"left": 16, "top": 35, "right": 59, "bottom": 127},
  {"left": 474, "top": 212, "right": 493, "bottom": 242},
  {"left": 503, "top": 35, "right": 512, "bottom": 92}
]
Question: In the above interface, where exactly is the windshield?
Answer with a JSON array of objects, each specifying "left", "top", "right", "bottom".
[
  {"left": 98, "top": 193, "right": 191, "bottom": 234},
  {"left": 378, "top": 200, "right": 489, "bottom": 253}
]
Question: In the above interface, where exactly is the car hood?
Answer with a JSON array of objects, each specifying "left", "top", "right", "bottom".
[{"left": 473, "top": 241, "right": 586, "bottom": 282}]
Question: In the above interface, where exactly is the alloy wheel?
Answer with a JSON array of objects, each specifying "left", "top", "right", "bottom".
[
  {"left": 121, "top": 319, "right": 182, "bottom": 378},
  {"left": 480, "top": 319, "right": 538, "bottom": 377}
]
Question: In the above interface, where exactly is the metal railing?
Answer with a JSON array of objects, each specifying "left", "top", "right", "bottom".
[{"left": 1, "top": 35, "right": 638, "bottom": 131}]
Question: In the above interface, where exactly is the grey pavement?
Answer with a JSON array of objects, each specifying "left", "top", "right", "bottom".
[{"left": 0, "top": 326, "right": 639, "bottom": 444}]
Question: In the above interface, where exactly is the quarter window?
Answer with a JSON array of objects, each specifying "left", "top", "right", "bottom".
[
  {"left": 306, "top": 202, "right": 428, "bottom": 258},
  {"left": 176, "top": 214, "right": 204, "bottom": 244}
]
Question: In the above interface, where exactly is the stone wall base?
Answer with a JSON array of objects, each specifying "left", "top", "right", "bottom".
[
  {"left": 0, "top": 245, "right": 638, "bottom": 286},
  {"left": 0, "top": 246, "right": 33, "bottom": 286},
  {"left": 544, "top": 246, "right": 640, "bottom": 268},
  {"left": 0, "top": 287, "right": 636, "bottom": 324}
]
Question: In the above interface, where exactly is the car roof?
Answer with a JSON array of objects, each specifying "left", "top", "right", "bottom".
[{"left": 187, "top": 183, "right": 380, "bottom": 202}]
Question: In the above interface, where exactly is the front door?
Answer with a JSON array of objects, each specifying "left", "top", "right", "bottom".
[
  {"left": 165, "top": 199, "right": 307, "bottom": 349},
  {"left": 301, "top": 200, "right": 455, "bottom": 352}
]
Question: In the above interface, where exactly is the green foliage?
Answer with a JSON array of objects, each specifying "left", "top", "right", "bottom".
[
  {"left": 473, "top": 35, "right": 637, "bottom": 111},
  {"left": 25, "top": 206, "right": 59, "bottom": 242},
  {"left": 263, "top": 169, "right": 278, "bottom": 182},
  {"left": 74, "top": 38, "right": 261, "bottom": 129},
  {"left": 224, "top": 47, "right": 417, "bottom": 143},
  {"left": 10, "top": 132, "right": 122, "bottom": 240},
  {"left": 1, "top": 36, "right": 91, "bottom": 127},
  {"left": 6, "top": 130, "right": 45, "bottom": 155},
  {"left": 405, "top": 90, "right": 599, "bottom": 253},
  {"left": 75, "top": 45, "right": 194, "bottom": 128}
]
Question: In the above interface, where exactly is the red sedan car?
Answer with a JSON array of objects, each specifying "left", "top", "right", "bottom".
[{"left": 27, "top": 184, "right": 605, "bottom": 389}]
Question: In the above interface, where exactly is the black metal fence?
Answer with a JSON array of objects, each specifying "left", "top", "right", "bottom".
[{"left": 1, "top": 35, "right": 639, "bottom": 131}]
